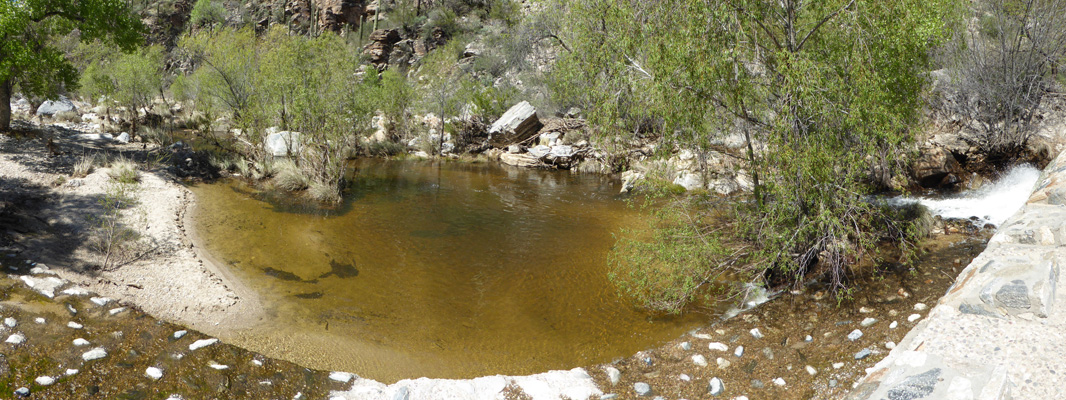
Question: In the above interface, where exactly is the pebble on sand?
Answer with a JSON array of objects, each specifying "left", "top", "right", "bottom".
[
  {"left": 708, "top": 342, "right": 729, "bottom": 352},
  {"left": 5, "top": 333, "right": 25, "bottom": 344},
  {"left": 82, "top": 347, "right": 107, "bottom": 361},
  {"left": 189, "top": 338, "right": 219, "bottom": 351},
  {"left": 73, "top": 338, "right": 90, "bottom": 346},
  {"left": 146, "top": 367, "right": 164, "bottom": 380},
  {"left": 907, "top": 313, "right": 922, "bottom": 322},
  {"left": 329, "top": 372, "right": 354, "bottom": 383},
  {"left": 173, "top": 330, "right": 187, "bottom": 339},
  {"left": 847, "top": 329, "right": 863, "bottom": 341},
  {"left": 35, "top": 376, "right": 55, "bottom": 386},
  {"left": 67, "top": 321, "right": 83, "bottom": 329},
  {"left": 692, "top": 354, "right": 708, "bottom": 367}
]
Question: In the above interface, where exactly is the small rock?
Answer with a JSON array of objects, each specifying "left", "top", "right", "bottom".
[
  {"left": 679, "top": 341, "right": 692, "bottom": 351},
  {"left": 829, "top": 379, "right": 838, "bottom": 388},
  {"left": 889, "top": 321, "right": 899, "bottom": 329},
  {"left": 734, "top": 346, "right": 744, "bottom": 358},
  {"left": 634, "top": 382, "right": 652, "bottom": 396},
  {"left": 189, "top": 338, "right": 218, "bottom": 350},
  {"left": 847, "top": 329, "right": 863, "bottom": 341},
  {"left": 749, "top": 328, "right": 763, "bottom": 339},
  {"left": 716, "top": 357, "right": 732, "bottom": 369},
  {"left": 208, "top": 362, "right": 228, "bottom": 370},
  {"left": 4, "top": 318, "right": 15, "bottom": 327},
  {"left": 833, "top": 362, "right": 844, "bottom": 369},
  {"left": 914, "top": 303, "right": 928, "bottom": 311},
  {"left": 805, "top": 365, "right": 817, "bottom": 375},
  {"left": 708, "top": 342, "right": 729, "bottom": 352},
  {"left": 67, "top": 321, "right": 83, "bottom": 329},
  {"left": 33, "top": 318, "right": 45, "bottom": 324},
  {"left": 908, "top": 313, "right": 922, "bottom": 322},
  {"left": 90, "top": 297, "right": 110, "bottom": 306},
  {"left": 751, "top": 379, "right": 764, "bottom": 389},
  {"left": 736, "top": 396, "right": 749, "bottom": 400},
  {"left": 14, "top": 387, "right": 29, "bottom": 397},
  {"left": 854, "top": 349, "right": 872, "bottom": 360},
  {"left": 329, "top": 371, "right": 353, "bottom": 383},
  {"left": 82, "top": 347, "right": 107, "bottom": 361},
  {"left": 601, "top": 395, "right": 618, "bottom": 400},
  {"left": 109, "top": 307, "right": 126, "bottom": 315},
  {"left": 5, "top": 333, "right": 25, "bottom": 344},
  {"left": 691, "top": 333, "right": 713, "bottom": 340},
  {"left": 772, "top": 377, "right": 786, "bottom": 386},
  {"left": 804, "top": 335, "right": 813, "bottom": 342},
  {"left": 65, "top": 369, "right": 79, "bottom": 376},
  {"left": 146, "top": 367, "right": 163, "bottom": 380},
  {"left": 859, "top": 307, "right": 874, "bottom": 313},
  {"left": 73, "top": 338, "right": 90, "bottom": 346},
  {"left": 34, "top": 376, "right": 54, "bottom": 386},
  {"left": 61, "top": 287, "right": 89, "bottom": 296},
  {"left": 761, "top": 347, "right": 774, "bottom": 359},
  {"left": 67, "top": 304, "right": 77, "bottom": 314},
  {"left": 888, "top": 310, "right": 899, "bottom": 317},
  {"left": 692, "top": 354, "right": 708, "bottom": 367},
  {"left": 173, "top": 330, "right": 187, "bottom": 339},
  {"left": 709, "top": 377, "right": 724, "bottom": 396},
  {"left": 605, "top": 366, "right": 621, "bottom": 385},
  {"left": 886, "top": 341, "right": 896, "bottom": 349},
  {"left": 251, "top": 359, "right": 263, "bottom": 367},
  {"left": 860, "top": 317, "right": 877, "bottom": 327},
  {"left": 679, "top": 374, "right": 691, "bottom": 381}
]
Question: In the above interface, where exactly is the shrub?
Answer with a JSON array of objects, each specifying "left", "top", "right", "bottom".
[
  {"left": 307, "top": 180, "right": 341, "bottom": 203},
  {"left": 364, "top": 140, "right": 406, "bottom": 157},
  {"left": 54, "top": 110, "right": 82, "bottom": 123},
  {"left": 108, "top": 157, "right": 140, "bottom": 184},
  {"left": 272, "top": 160, "right": 309, "bottom": 191},
  {"left": 140, "top": 126, "right": 175, "bottom": 146},
  {"left": 73, "top": 154, "right": 96, "bottom": 178}
]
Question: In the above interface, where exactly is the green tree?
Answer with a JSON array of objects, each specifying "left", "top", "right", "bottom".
[
  {"left": 0, "top": 0, "right": 144, "bottom": 130},
  {"left": 559, "top": 0, "right": 952, "bottom": 311},
  {"left": 81, "top": 45, "right": 167, "bottom": 134}
]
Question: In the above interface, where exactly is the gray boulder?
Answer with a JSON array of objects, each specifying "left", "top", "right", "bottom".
[
  {"left": 265, "top": 131, "right": 301, "bottom": 157},
  {"left": 488, "top": 101, "right": 543, "bottom": 147},
  {"left": 36, "top": 97, "right": 76, "bottom": 116}
]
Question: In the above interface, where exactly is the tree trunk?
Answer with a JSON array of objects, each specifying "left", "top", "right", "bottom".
[{"left": 0, "top": 78, "right": 11, "bottom": 131}]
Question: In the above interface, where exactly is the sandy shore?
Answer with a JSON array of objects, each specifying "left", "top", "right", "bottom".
[{"left": 0, "top": 126, "right": 266, "bottom": 336}]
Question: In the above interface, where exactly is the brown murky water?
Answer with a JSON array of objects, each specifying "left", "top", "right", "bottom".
[{"left": 190, "top": 160, "right": 708, "bottom": 382}]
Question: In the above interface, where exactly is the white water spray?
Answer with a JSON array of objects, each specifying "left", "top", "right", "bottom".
[{"left": 896, "top": 164, "right": 1041, "bottom": 226}]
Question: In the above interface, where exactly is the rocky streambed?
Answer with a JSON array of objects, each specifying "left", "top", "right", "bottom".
[
  {"left": 587, "top": 228, "right": 990, "bottom": 400},
  {"left": 0, "top": 261, "right": 348, "bottom": 399}
]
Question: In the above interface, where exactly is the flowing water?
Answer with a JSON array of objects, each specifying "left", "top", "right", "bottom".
[
  {"left": 894, "top": 164, "right": 1041, "bottom": 225},
  {"left": 190, "top": 160, "right": 708, "bottom": 382}
]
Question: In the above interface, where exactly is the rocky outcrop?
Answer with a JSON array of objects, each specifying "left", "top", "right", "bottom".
[
  {"left": 286, "top": 0, "right": 366, "bottom": 33},
  {"left": 488, "top": 101, "right": 542, "bottom": 147},
  {"left": 911, "top": 146, "right": 963, "bottom": 188},
  {"left": 364, "top": 29, "right": 401, "bottom": 70}
]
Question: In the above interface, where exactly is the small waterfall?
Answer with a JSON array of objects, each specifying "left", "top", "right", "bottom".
[{"left": 895, "top": 164, "right": 1041, "bottom": 226}]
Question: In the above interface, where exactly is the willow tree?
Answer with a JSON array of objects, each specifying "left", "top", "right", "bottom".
[
  {"left": 558, "top": 0, "right": 953, "bottom": 310},
  {"left": 0, "top": 0, "right": 144, "bottom": 131}
]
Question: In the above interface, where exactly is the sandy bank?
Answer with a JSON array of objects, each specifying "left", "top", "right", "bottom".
[{"left": 0, "top": 130, "right": 266, "bottom": 337}]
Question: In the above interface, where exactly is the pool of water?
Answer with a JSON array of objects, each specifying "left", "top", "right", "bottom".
[{"left": 190, "top": 160, "right": 707, "bottom": 382}]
